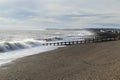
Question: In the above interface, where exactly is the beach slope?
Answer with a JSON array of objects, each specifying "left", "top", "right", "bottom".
[{"left": 0, "top": 41, "right": 120, "bottom": 80}]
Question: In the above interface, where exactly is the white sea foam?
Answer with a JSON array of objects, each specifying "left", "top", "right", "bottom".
[
  {"left": 0, "top": 45, "right": 60, "bottom": 66},
  {"left": 0, "top": 39, "right": 46, "bottom": 53}
]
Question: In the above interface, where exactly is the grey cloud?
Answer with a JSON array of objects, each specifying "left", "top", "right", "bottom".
[
  {"left": 64, "top": 13, "right": 114, "bottom": 18},
  {"left": 0, "top": 0, "right": 120, "bottom": 29},
  {"left": 93, "top": 23, "right": 120, "bottom": 27}
]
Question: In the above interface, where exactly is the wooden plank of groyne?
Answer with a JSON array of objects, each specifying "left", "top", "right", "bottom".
[
  {"left": 68, "top": 42, "right": 71, "bottom": 45},
  {"left": 57, "top": 42, "right": 59, "bottom": 46},
  {"left": 76, "top": 41, "right": 79, "bottom": 44}
]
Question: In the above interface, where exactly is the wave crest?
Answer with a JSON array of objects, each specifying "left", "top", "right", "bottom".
[{"left": 0, "top": 39, "right": 46, "bottom": 52}]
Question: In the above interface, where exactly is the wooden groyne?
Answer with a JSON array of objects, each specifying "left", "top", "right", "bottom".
[
  {"left": 43, "top": 37, "right": 118, "bottom": 46},
  {"left": 42, "top": 28, "right": 120, "bottom": 46}
]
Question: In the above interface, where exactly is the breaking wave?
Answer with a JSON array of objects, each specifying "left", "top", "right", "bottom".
[{"left": 0, "top": 39, "right": 46, "bottom": 53}]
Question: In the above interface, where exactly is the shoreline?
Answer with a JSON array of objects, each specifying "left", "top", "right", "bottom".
[
  {"left": 0, "top": 45, "right": 60, "bottom": 67},
  {"left": 0, "top": 41, "right": 120, "bottom": 80}
]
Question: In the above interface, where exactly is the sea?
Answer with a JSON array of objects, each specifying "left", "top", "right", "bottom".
[{"left": 0, "top": 29, "right": 94, "bottom": 66}]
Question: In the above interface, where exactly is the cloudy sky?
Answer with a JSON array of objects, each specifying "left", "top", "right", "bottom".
[{"left": 0, "top": 0, "right": 120, "bottom": 30}]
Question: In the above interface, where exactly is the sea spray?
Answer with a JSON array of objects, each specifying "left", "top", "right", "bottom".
[
  {"left": 0, "top": 39, "right": 46, "bottom": 53},
  {"left": 0, "top": 30, "right": 94, "bottom": 66}
]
